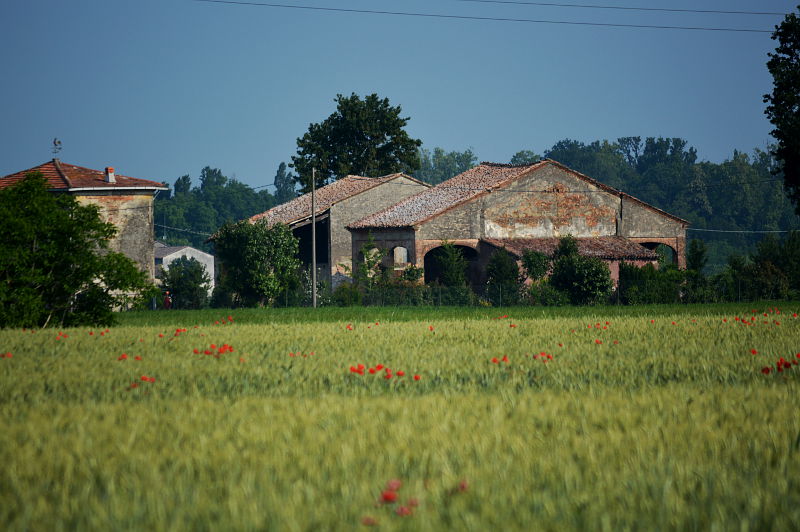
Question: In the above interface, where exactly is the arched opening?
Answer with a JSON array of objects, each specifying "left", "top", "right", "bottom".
[
  {"left": 423, "top": 245, "right": 480, "bottom": 286},
  {"left": 639, "top": 242, "right": 677, "bottom": 266}
]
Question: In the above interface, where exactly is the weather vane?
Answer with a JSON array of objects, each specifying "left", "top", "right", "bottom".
[{"left": 52, "top": 138, "right": 62, "bottom": 155}]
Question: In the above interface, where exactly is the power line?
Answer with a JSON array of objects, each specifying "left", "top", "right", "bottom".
[
  {"left": 445, "top": 0, "right": 789, "bottom": 16},
  {"left": 192, "top": 0, "right": 774, "bottom": 33},
  {"left": 155, "top": 223, "right": 212, "bottom": 236},
  {"left": 687, "top": 227, "right": 798, "bottom": 234}
]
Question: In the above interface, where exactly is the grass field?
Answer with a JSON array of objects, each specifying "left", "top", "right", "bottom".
[{"left": 2, "top": 303, "right": 799, "bottom": 530}]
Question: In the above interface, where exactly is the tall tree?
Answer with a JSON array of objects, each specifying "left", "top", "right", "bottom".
[
  {"left": 273, "top": 162, "right": 296, "bottom": 205},
  {"left": 764, "top": 6, "right": 800, "bottom": 214},
  {"left": 291, "top": 93, "right": 422, "bottom": 192},
  {"left": 414, "top": 147, "right": 477, "bottom": 184}
]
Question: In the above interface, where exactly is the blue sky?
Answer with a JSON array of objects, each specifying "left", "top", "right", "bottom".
[{"left": 1, "top": 0, "right": 795, "bottom": 190}]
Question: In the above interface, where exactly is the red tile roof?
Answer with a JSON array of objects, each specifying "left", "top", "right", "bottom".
[
  {"left": 483, "top": 237, "right": 659, "bottom": 261},
  {"left": 348, "top": 160, "right": 688, "bottom": 229},
  {"left": 250, "top": 173, "right": 429, "bottom": 226},
  {"left": 0, "top": 159, "right": 166, "bottom": 190}
]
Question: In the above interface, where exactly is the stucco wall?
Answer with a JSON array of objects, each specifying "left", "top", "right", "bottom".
[
  {"left": 76, "top": 193, "right": 156, "bottom": 279},
  {"left": 330, "top": 177, "right": 426, "bottom": 279},
  {"left": 483, "top": 166, "right": 620, "bottom": 238}
]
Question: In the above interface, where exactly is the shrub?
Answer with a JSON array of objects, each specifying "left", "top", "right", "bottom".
[
  {"left": 485, "top": 248, "right": 522, "bottom": 305},
  {"left": 549, "top": 239, "right": 612, "bottom": 305},
  {"left": 158, "top": 257, "right": 211, "bottom": 310}
]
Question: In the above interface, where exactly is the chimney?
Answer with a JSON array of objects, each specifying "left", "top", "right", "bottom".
[{"left": 105, "top": 166, "right": 116, "bottom": 184}]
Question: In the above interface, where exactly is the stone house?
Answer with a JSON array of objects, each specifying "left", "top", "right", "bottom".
[
  {"left": 347, "top": 160, "right": 688, "bottom": 285},
  {"left": 0, "top": 159, "right": 167, "bottom": 280},
  {"left": 154, "top": 242, "right": 216, "bottom": 294},
  {"left": 249, "top": 173, "right": 429, "bottom": 285}
]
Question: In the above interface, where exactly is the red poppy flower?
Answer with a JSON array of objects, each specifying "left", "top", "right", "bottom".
[
  {"left": 761, "top": 367, "right": 771, "bottom": 375},
  {"left": 396, "top": 370, "right": 405, "bottom": 377},
  {"left": 510, "top": 323, "right": 517, "bottom": 328},
  {"left": 413, "top": 375, "right": 421, "bottom": 381},
  {"left": 369, "top": 368, "right": 377, "bottom": 374},
  {"left": 501, "top": 355, "right": 509, "bottom": 363},
  {"left": 429, "top": 325, "right": 434, "bottom": 331},
  {"left": 346, "top": 324, "right": 353, "bottom": 331},
  {"left": 193, "top": 348, "right": 200, "bottom": 354},
  {"left": 376, "top": 364, "right": 384, "bottom": 370},
  {"left": 491, "top": 357, "right": 499, "bottom": 364},
  {"left": 361, "top": 516, "right": 378, "bottom": 526},
  {"left": 386, "top": 479, "right": 402, "bottom": 490},
  {"left": 595, "top": 339, "right": 602, "bottom": 344},
  {"left": 395, "top": 506, "right": 412, "bottom": 516},
  {"left": 134, "top": 355, "right": 142, "bottom": 361},
  {"left": 751, "top": 349, "right": 758, "bottom": 355},
  {"left": 381, "top": 490, "right": 398, "bottom": 503}
]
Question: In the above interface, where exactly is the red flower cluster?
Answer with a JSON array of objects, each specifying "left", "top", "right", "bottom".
[
  {"left": 349, "top": 363, "right": 420, "bottom": 381},
  {"left": 345, "top": 324, "right": 353, "bottom": 331},
  {"left": 761, "top": 353, "right": 800, "bottom": 375},
  {"left": 533, "top": 352, "right": 553, "bottom": 363},
  {"left": 491, "top": 355, "right": 510, "bottom": 364},
  {"left": 126, "top": 375, "right": 156, "bottom": 390},
  {"left": 173, "top": 328, "right": 188, "bottom": 337},
  {"left": 192, "top": 343, "right": 234, "bottom": 358},
  {"left": 1, "top": 352, "right": 12, "bottom": 359},
  {"left": 55, "top": 331, "right": 68, "bottom": 341}
]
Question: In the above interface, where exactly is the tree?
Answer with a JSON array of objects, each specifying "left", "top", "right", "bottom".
[
  {"left": 273, "top": 162, "right": 296, "bottom": 205},
  {"left": 435, "top": 242, "right": 468, "bottom": 288},
  {"left": 521, "top": 250, "right": 550, "bottom": 282},
  {"left": 549, "top": 236, "right": 612, "bottom": 305},
  {"left": 0, "top": 173, "right": 150, "bottom": 328},
  {"left": 485, "top": 248, "right": 522, "bottom": 305},
  {"left": 686, "top": 239, "right": 708, "bottom": 273},
  {"left": 509, "top": 150, "right": 541, "bottom": 166},
  {"left": 764, "top": 6, "right": 800, "bottom": 214},
  {"left": 213, "top": 220, "right": 300, "bottom": 306},
  {"left": 158, "top": 256, "right": 211, "bottom": 310},
  {"left": 414, "top": 147, "right": 477, "bottom": 184},
  {"left": 291, "top": 93, "right": 422, "bottom": 192}
]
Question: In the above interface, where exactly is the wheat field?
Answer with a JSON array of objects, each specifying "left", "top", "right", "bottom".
[{"left": 1, "top": 304, "right": 799, "bottom": 530}]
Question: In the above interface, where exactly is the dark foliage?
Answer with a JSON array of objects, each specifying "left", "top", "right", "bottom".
[
  {"left": 0, "top": 174, "right": 149, "bottom": 327},
  {"left": 158, "top": 256, "right": 211, "bottom": 310}
]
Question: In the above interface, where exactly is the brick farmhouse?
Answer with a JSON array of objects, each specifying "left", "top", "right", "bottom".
[
  {"left": 347, "top": 160, "right": 688, "bottom": 285},
  {"left": 0, "top": 159, "right": 167, "bottom": 280}
]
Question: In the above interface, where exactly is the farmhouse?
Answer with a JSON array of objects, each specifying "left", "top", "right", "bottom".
[
  {"left": 0, "top": 159, "right": 167, "bottom": 280},
  {"left": 347, "top": 160, "right": 688, "bottom": 285},
  {"left": 249, "top": 173, "right": 429, "bottom": 285}
]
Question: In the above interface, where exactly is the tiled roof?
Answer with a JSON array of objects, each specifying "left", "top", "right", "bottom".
[
  {"left": 483, "top": 237, "right": 659, "bottom": 261},
  {"left": 249, "top": 173, "right": 427, "bottom": 226},
  {"left": 0, "top": 159, "right": 166, "bottom": 190},
  {"left": 348, "top": 160, "right": 688, "bottom": 229},
  {"left": 348, "top": 161, "right": 546, "bottom": 229}
]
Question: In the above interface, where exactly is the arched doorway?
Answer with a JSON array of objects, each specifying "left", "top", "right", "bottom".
[
  {"left": 639, "top": 242, "right": 677, "bottom": 266},
  {"left": 423, "top": 245, "right": 480, "bottom": 286}
]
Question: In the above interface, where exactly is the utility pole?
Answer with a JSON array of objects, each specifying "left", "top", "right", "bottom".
[{"left": 311, "top": 168, "right": 317, "bottom": 308}]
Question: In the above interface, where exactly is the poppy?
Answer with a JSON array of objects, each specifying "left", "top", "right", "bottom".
[
  {"left": 381, "top": 490, "right": 398, "bottom": 503},
  {"left": 413, "top": 375, "right": 421, "bottom": 381}
]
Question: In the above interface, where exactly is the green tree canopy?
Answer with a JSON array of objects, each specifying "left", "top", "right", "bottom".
[
  {"left": 291, "top": 93, "right": 422, "bottom": 192},
  {"left": 213, "top": 220, "right": 300, "bottom": 307},
  {"left": 0, "top": 173, "right": 150, "bottom": 327},
  {"left": 273, "top": 162, "right": 296, "bottom": 205},
  {"left": 414, "top": 146, "right": 477, "bottom": 185},
  {"left": 764, "top": 6, "right": 800, "bottom": 214},
  {"left": 158, "top": 256, "right": 211, "bottom": 310}
]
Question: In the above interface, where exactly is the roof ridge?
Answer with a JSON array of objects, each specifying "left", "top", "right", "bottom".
[{"left": 52, "top": 158, "right": 73, "bottom": 188}]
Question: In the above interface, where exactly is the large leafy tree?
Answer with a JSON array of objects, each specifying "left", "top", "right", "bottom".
[
  {"left": 291, "top": 93, "right": 422, "bottom": 192},
  {"left": 0, "top": 174, "right": 150, "bottom": 328},
  {"left": 764, "top": 6, "right": 800, "bottom": 214},
  {"left": 213, "top": 220, "right": 300, "bottom": 307}
]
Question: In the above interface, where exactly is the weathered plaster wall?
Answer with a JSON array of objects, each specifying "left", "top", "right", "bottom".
[
  {"left": 483, "top": 166, "right": 620, "bottom": 238},
  {"left": 76, "top": 193, "right": 156, "bottom": 279},
  {"left": 330, "top": 177, "right": 426, "bottom": 279}
]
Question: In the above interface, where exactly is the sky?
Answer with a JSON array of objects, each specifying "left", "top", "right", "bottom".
[{"left": 1, "top": 0, "right": 796, "bottom": 191}]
